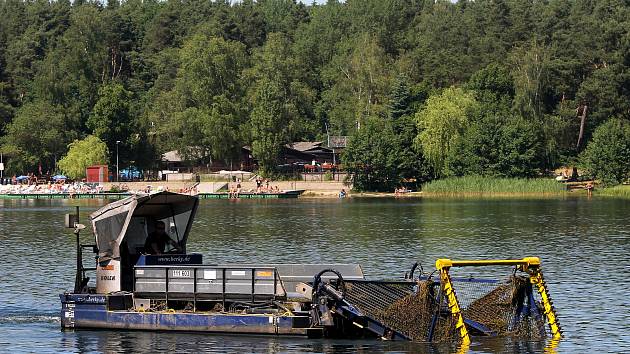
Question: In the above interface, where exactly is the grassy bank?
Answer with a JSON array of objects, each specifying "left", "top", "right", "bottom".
[
  {"left": 597, "top": 184, "right": 630, "bottom": 198},
  {"left": 421, "top": 176, "right": 567, "bottom": 197}
]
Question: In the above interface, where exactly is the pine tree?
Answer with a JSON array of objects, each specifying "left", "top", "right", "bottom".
[{"left": 388, "top": 75, "right": 411, "bottom": 121}]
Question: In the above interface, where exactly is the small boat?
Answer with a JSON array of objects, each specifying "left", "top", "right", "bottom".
[{"left": 59, "top": 191, "right": 561, "bottom": 344}]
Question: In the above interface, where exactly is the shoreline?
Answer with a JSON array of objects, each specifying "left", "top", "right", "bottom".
[
  {"left": 0, "top": 190, "right": 626, "bottom": 199},
  {"left": 2, "top": 180, "right": 628, "bottom": 199},
  {"left": 301, "top": 189, "right": 630, "bottom": 199}
]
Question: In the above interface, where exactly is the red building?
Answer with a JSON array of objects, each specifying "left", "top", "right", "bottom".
[{"left": 86, "top": 165, "right": 109, "bottom": 182}]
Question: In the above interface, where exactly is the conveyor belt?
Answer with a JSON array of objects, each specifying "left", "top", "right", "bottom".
[
  {"left": 339, "top": 280, "right": 446, "bottom": 342},
  {"left": 343, "top": 281, "right": 416, "bottom": 319}
]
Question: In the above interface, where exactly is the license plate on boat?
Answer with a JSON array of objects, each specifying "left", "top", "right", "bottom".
[{"left": 172, "top": 270, "right": 191, "bottom": 277}]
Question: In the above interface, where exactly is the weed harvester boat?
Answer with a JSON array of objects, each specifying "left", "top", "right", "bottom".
[{"left": 60, "top": 191, "right": 561, "bottom": 345}]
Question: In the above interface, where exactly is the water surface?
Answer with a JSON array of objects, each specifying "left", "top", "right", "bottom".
[{"left": 0, "top": 197, "right": 628, "bottom": 353}]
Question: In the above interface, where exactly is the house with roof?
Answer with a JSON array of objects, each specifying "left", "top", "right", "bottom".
[{"left": 162, "top": 138, "right": 349, "bottom": 173}]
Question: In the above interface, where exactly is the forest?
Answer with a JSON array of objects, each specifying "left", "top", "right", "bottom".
[{"left": 0, "top": 0, "right": 629, "bottom": 190}]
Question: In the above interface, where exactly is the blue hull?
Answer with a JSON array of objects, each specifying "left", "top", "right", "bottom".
[{"left": 60, "top": 294, "right": 316, "bottom": 337}]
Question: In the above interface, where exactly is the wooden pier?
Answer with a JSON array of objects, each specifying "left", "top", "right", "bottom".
[{"left": 0, "top": 190, "right": 304, "bottom": 200}]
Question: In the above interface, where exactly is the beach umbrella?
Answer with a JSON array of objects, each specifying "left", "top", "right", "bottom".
[
  {"left": 16, "top": 175, "right": 29, "bottom": 181},
  {"left": 52, "top": 175, "right": 67, "bottom": 180}
]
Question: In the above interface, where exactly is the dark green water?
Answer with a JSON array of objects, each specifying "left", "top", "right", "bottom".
[{"left": 0, "top": 197, "right": 628, "bottom": 353}]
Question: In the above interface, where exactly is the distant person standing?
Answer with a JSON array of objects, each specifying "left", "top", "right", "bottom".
[{"left": 586, "top": 182, "right": 594, "bottom": 198}]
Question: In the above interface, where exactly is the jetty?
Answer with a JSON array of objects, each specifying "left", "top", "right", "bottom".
[{"left": 0, "top": 190, "right": 304, "bottom": 200}]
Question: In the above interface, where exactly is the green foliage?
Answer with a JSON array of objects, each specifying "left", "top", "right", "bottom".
[
  {"left": 510, "top": 40, "right": 551, "bottom": 121},
  {"left": 446, "top": 65, "right": 544, "bottom": 178},
  {"left": 247, "top": 32, "right": 314, "bottom": 173},
  {"left": 1, "top": 101, "right": 71, "bottom": 174},
  {"left": 0, "top": 0, "right": 628, "bottom": 183},
  {"left": 150, "top": 33, "right": 249, "bottom": 164},
  {"left": 422, "top": 176, "right": 566, "bottom": 196},
  {"left": 319, "top": 33, "right": 392, "bottom": 135},
  {"left": 57, "top": 135, "right": 109, "bottom": 179},
  {"left": 177, "top": 34, "right": 248, "bottom": 104},
  {"left": 597, "top": 185, "right": 630, "bottom": 198},
  {"left": 580, "top": 118, "right": 630, "bottom": 185},
  {"left": 342, "top": 118, "right": 401, "bottom": 192},
  {"left": 415, "top": 87, "right": 478, "bottom": 177},
  {"left": 250, "top": 78, "right": 295, "bottom": 175},
  {"left": 446, "top": 116, "right": 544, "bottom": 178},
  {"left": 466, "top": 64, "right": 514, "bottom": 105},
  {"left": 88, "top": 83, "right": 133, "bottom": 162},
  {"left": 388, "top": 75, "right": 413, "bottom": 120}
]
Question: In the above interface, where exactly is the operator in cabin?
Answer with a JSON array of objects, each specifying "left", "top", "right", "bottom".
[{"left": 144, "top": 220, "right": 182, "bottom": 255}]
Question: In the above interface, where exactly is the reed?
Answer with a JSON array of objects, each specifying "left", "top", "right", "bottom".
[
  {"left": 421, "top": 176, "right": 567, "bottom": 196},
  {"left": 597, "top": 185, "right": 630, "bottom": 198}
]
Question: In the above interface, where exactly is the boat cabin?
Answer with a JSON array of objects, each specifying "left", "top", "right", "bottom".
[{"left": 90, "top": 192, "right": 199, "bottom": 293}]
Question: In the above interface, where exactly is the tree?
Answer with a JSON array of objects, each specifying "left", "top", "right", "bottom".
[
  {"left": 250, "top": 78, "right": 297, "bottom": 175},
  {"left": 1, "top": 100, "right": 70, "bottom": 174},
  {"left": 258, "top": 0, "right": 308, "bottom": 36},
  {"left": 0, "top": 0, "right": 629, "bottom": 183},
  {"left": 466, "top": 63, "right": 514, "bottom": 107},
  {"left": 510, "top": 40, "right": 551, "bottom": 122},
  {"left": 148, "top": 33, "right": 249, "bottom": 164},
  {"left": 176, "top": 34, "right": 248, "bottom": 105},
  {"left": 581, "top": 118, "right": 630, "bottom": 185},
  {"left": 0, "top": 83, "right": 15, "bottom": 133},
  {"left": 246, "top": 32, "right": 315, "bottom": 173},
  {"left": 343, "top": 118, "right": 401, "bottom": 192},
  {"left": 388, "top": 75, "right": 412, "bottom": 121},
  {"left": 446, "top": 115, "right": 544, "bottom": 178},
  {"left": 57, "top": 135, "right": 108, "bottom": 179},
  {"left": 415, "top": 87, "right": 478, "bottom": 177},
  {"left": 319, "top": 33, "right": 392, "bottom": 134},
  {"left": 388, "top": 75, "right": 432, "bottom": 186},
  {"left": 87, "top": 83, "right": 133, "bottom": 165}
]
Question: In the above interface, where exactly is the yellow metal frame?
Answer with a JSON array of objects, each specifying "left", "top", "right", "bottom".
[
  {"left": 435, "top": 257, "right": 562, "bottom": 343},
  {"left": 438, "top": 266, "right": 471, "bottom": 346}
]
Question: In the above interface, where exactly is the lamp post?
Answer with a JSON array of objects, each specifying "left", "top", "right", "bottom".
[{"left": 116, "top": 140, "right": 121, "bottom": 182}]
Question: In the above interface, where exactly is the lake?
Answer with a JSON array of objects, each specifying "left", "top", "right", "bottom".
[{"left": 0, "top": 197, "right": 628, "bottom": 353}]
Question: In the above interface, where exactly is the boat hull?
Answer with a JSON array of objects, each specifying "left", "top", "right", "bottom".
[{"left": 60, "top": 293, "right": 317, "bottom": 337}]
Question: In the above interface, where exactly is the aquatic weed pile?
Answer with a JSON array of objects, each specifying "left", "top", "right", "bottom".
[
  {"left": 462, "top": 276, "right": 545, "bottom": 338},
  {"left": 375, "top": 280, "right": 458, "bottom": 342}
]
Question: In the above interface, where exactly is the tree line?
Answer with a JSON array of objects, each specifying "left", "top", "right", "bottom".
[{"left": 0, "top": 0, "right": 629, "bottom": 187}]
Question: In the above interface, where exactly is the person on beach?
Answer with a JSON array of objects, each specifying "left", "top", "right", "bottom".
[{"left": 339, "top": 189, "right": 347, "bottom": 198}]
